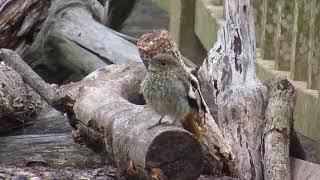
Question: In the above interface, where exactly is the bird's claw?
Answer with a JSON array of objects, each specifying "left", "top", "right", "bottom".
[{"left": 147, "top": 121, "right": 169, "bottom": 130}]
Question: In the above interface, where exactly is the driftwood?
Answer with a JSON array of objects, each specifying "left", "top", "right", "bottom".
[
  {"left": 198, "top": 0, "right": 295, "bottom": 179},
  {"left": 0, "top": 0, "right": 315, "bottom": 179},
  {"left": 58, "top": 63, "right": 203, "bottom": 179},
  {"left": 0, "top": 53, "right": 45, "bottom": 134},
  {"left": 24, "top": 0, "right": 140, "bottom": 78}
]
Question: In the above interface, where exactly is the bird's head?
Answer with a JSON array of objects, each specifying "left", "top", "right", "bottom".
[{"left": 144, "top": 53, "right": 182, "bottom": 73}]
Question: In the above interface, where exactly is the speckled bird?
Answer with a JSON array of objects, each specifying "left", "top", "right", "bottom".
[{"left": 140, "top": 53, "right": 203, "bottom": 136}]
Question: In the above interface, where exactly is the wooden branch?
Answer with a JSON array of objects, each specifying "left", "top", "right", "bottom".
[
  {"left": 199, "top": 0, "right": 268, "bottom": 179},
  {"left": 0, "top": 58, "right": 44, "bottom": 134},
  {"left": 0, "top": 49, "right": 59, "bottom": 107},
  {"left": 262, "top": 77, "right": 296, "bottom": 180},
  {"left": 58, "top": 63, "right": 204, "bottom": 179}
]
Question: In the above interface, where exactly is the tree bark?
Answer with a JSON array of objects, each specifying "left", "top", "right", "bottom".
[
  {"left": 0, "top": 53, "right": 45, "bottom": 134},
  {"left": 199, "top": 0, "right": 267, "bottom": 179},
  {"left": 199, "top": 0, "right": 298, "bottom": 179},
  {"left": 0, "top": 49, "right": 59, "bottom": 107},
  {"left": 58, "top": 63, "right": 204, "bottom": 180},
  {"left": 262, "top": 77, "right": 296, "bottom": 180},
  {"left": 0, "top": 0, "right": 49, "bottom": 51}
]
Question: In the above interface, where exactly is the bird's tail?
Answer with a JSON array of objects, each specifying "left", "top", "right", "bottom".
[{"left": 181, "top": 113, "right": 202, "bottom": 138}]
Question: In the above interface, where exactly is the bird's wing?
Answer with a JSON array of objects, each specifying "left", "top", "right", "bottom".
[{"left": 178, "top": 73, "right": 208, "bottom": 127}]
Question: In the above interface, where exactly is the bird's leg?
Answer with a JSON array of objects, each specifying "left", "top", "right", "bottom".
[
  {"left": 148, "top": 115, "right": 168, "bottom": 129},
  {"left": 164, "top": 118, "right": 178, "bottom": 126}
]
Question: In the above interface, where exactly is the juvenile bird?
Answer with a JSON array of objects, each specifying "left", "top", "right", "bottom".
[{"left": 140, "top": 53, "right": 203, "bottom": 137}]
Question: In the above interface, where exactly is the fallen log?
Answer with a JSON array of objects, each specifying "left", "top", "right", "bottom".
[
  {"left": 58, "top": 63, "right": 204, "bottom": 179},
  {"left": 25, "top": 0, "right": 140, "bottom": 77}
]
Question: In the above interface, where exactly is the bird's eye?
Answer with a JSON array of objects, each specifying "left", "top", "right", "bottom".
[{"left": 160, "top": 61, "right": 167, "bottom": 67}]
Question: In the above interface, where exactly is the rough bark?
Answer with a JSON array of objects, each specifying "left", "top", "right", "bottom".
[
  {"left": 0, "top": 49, "right": 59, "bottom": 108},
  {"left": 0, "top": 55, "right": 44, "bottom": 134},
  {"left": 199, "top": 0, "right": 301, "bottom": 179},
  {"left": 0, "top": 0, "right": 49, "bottom": 51},
  {"left": 262, "top": 77, "right": 296, "bottom": 180},
  {"left": 199, "top": 0, "right": 268, "bottom": 179},
  {"left": 58, "top": 63, "right": 204, "bottom": 180}
]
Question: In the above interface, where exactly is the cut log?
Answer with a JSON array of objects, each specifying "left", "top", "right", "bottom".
[{"left": 58, "top": 63, "right": 204, "bottom": 179}]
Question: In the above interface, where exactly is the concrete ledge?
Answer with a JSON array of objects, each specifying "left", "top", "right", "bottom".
[{"left": 195, "top": 0, "right": 225, "bottom": 50}]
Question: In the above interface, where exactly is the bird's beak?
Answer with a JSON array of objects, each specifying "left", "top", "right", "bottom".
[{"left": 142, "top": 57, "right": 151, "bottom": 70}]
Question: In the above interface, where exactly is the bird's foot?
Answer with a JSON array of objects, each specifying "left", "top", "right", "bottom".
[{"left": 147, "top": 121, "right": 169, "bottom": 129}]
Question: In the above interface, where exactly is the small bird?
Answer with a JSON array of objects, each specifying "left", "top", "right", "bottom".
[{"left": 140, "top": 53, "right": 203, "bottom": 137}]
